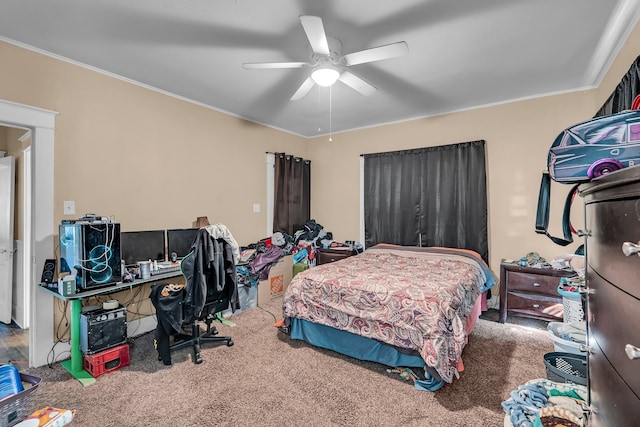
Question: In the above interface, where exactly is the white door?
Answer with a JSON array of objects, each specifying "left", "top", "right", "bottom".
[{"left": 0, "top": 155, "right": 15, "bottom": 324}]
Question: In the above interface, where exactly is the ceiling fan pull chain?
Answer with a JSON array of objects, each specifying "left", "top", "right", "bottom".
[{"left": 329, "top": 85, "right": 333, "bottom": 142}]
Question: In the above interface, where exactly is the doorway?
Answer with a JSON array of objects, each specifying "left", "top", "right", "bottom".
[
  {"left": 0, "top": 99, "right": 56, "bottom": 368},
  {"left": 0, "top": 126, "right": 31, "bottom": 368}
]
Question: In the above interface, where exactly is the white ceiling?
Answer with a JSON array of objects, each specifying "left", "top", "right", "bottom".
[{"left": 1, "top": 0, "right": 639, "bottom": 138}]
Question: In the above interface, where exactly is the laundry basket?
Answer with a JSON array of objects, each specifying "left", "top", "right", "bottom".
[
  {"left": 557, "top": 286, "right": 584, "bottom": 322},
  {"left": 547, "top": 321, "right": 586, "bottom": 355},
  {"left": 543, "top": 352, "right": 587, "bottom": 386},
  {"left": 0, "top": 373, "right": 41, "bottom": 427}
]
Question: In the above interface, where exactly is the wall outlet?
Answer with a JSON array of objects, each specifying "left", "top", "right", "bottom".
[
  {"left": 253, "top": 203, "right": 261, "bottom": 213},
  {"left": 63, "top": 200, "right": 75, "bottom": 215}
]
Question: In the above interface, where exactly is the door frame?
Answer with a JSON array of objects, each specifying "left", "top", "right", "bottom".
[{"left": 0, "top": 99, "right": 56, "bottom": 368}]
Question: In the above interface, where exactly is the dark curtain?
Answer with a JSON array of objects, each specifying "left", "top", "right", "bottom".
[
  {"left": 273, "top": 153, "right": 311, "bottom": 236},
  {"left": 364, "top": 140, "right": 488, "bottom": 262},
  {"left": 595, "top": 55, "right": 640, "bottom": 116}
]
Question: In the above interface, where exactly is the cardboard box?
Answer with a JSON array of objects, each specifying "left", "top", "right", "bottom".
[{"left": 258, "top": 255, "right": 293, "bottom": 304}]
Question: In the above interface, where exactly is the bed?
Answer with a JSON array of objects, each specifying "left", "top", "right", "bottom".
[{"left": 281, "top": 244, "right": 496, "bottom": 391}]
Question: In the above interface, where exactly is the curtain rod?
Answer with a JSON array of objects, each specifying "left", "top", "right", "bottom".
[{"left": 265, "top": 151, "right": 310, "bottom": 162}]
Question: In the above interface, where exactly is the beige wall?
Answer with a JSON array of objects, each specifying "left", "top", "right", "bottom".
[
  {"left": 0, "top": 41, "right": 307, "bottom": 248},
  {"left": 0, "top": 40, "right": 307, "bottom": 335},
  {"left": 0, "top": 20, "right": 638, "bottom": 336},
  {"left": 309, "top": 22, "right": 640, "bottom": 276}
]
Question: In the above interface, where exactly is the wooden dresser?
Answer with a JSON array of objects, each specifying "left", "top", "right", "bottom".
[
  {"left": 580, "top": 166, "right": 640, "bottom": 426},
  {"left": 499, "top": 262, "right": 573, "bottom": 323},
  {"left": 316, "top": 247, "right": 357, "bottom": 265}
]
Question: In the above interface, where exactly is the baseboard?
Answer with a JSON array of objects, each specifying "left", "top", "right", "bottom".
[{"left": 127, "top": 315, "right": 158, "bottom": 338}]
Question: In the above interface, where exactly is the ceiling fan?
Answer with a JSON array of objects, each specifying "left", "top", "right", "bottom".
[{"left": 243, "top": 15, "right": 409, "bottom": 101}]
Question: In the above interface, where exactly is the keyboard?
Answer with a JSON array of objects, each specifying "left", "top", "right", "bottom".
[{"left": 150, "top": 265, "right": 182, "bottom": 276}]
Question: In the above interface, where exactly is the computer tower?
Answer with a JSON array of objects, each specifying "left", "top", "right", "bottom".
[
  {"left": 80, "top": 306, "right": 127, "bottom": 354},
  {"left": 59, "top": 220, "right": 121, "bottom": 289}
]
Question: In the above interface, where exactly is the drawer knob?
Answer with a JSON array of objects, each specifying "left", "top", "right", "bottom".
[
  {"left": 532, "top": 282, "right": 541, "bottom": 287},
  {"left": 532, "top": 304, "right": 540, "bottom": 308},
  {"left": 622, "top": 241, "right": 640, "bottom": 257},
  {"left": 576, "top": 229, "right": 591, "bottom": 237},
  {"left": 577, "top": 288, "right": 594, "bottom": 295},
  {"left": 625, "top": 344, "right": 640, "bottom": 360},
  {"left": 579, "top": 344, "right": 593, "bottom": 354}
]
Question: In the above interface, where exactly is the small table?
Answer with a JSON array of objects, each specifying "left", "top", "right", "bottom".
[
  {"left": 316, "top": 247, "right": 357, "bottom": 265},
  {"left": 499, "top": 261, "right": 574, "bottom": 323},
  {"left": 39, "top": 270, "right": 183, "bottom": 386}
]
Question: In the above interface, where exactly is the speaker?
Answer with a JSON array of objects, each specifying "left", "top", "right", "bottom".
[
  {"left": 80, "top": 306, "right": 127, "bottom": 354},
  {"left": 41, "top": 259, "right": 57, "bottom": 284}
]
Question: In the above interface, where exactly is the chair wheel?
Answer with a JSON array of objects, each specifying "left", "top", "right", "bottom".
[
  {"left": 227, "top": 339, "right": 234, "bottom": 347},
  {"left": 195, "top": 355, "right": 203, "bottom": 364}
]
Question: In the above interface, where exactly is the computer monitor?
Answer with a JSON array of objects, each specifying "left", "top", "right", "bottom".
[
  {"left": 120, "top": 230, "right": 166, "bottom": 266},
  {"left": 166, "top": 228, "right": 199, "bottom": 260}
]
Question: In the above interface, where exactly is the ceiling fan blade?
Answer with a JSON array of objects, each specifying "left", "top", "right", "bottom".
[
  {"left": 243, "top": 61, "right": 307, "bottom": 70},
  {"left": 339, "top": 71, "right": 377, "bottom": 96},
  {"left": 343, "top": 41, "right": 409, "bottom": 66},
  {"left": 300, "top": 15, "right": 330, "bottom": 56},
  {"left": 290, "top": 77, "right": 316, "bottom": 101}
]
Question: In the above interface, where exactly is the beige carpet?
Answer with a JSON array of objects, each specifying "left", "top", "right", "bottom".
[{"left": 23, "top": 300, "right": 553, "bottom": 427}]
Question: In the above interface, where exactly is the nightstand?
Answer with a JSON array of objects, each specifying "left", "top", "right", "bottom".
[
  {"left": 499, "top": 261, "right": 574, "bottom": 323},
  {"left": 316, "top": 247, "right": 356, "bottom": 265}
]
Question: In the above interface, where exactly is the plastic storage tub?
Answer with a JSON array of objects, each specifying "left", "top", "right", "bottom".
[
  {"left": 544, "top": 351, "right": 587, "bottom": 385},
  {"left": 557, "top": 285, "right": 584, "bottom": 322},
  {"left": 0, "top": 373, "right": 41, "bottom": 427},
  {"left": 547, "top": 321, "right": 586, "bottom": 355}
]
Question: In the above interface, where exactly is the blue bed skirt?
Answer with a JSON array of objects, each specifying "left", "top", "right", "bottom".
[{"left": 289, "top": 318, "right": 445, "bottom": 391}]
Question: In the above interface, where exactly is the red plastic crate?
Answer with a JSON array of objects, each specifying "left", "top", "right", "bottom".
[{"left": 83, "top": 344, "right": 130, "bottom": 378}]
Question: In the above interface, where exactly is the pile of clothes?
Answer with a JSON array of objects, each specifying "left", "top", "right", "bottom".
[
  {"left": 502, "top": 379, "right": 587, "bottom": 427},
  {"left": 236, "top": 219, "right": 340, "bottom": 287}
]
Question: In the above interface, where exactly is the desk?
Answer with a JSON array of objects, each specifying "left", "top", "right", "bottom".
[{"left": 39, "top": 271, "right": 183, "bottom": 386}]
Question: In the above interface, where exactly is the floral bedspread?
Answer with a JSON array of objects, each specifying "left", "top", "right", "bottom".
[{"left": 282, "top": 244, "right": 493, "bottom": 383}]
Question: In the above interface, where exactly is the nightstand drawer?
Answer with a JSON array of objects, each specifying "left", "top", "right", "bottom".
[
  {"left": 505, "top": 292, "right": 564, "bottom": 321},
  {"left": 499, "top": 262, "right": 574, "bottom": 323},
  {"left": 316, "top": 248, "right": 356, "bottom": 265},
  {"left": 504, "top": 271, "right": 562, "bottom": 296}
]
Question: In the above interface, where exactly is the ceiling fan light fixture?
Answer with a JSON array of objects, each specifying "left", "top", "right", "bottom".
[{"left": 311, "top": 66, "right": 340, "bottom": 87}]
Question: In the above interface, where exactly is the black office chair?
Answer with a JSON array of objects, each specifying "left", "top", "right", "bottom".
[
  {"left": 153, "top": 230, "right": 238, "bottom": 365},
  {"left": 169, "top": 295, "right": 234, "bottom": 365}
]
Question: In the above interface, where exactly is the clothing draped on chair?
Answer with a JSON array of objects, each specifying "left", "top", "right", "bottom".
[
  {"left": 184, "top": 227, "right": 240, "bottom": 322},
  {"left": 363, "top": 140, "right": 488, "bottom": 263},
  {"left": 151, "top": 224, "right": 239, "bottom": 365},
  {"left": 273, "top": 152, "right": 311, "bottom": 236}
]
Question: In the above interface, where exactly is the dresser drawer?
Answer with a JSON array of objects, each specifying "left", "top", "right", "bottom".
[
  {"left": 588, "top": 339, "right": 640, "bottom": 427},
  {"left": 504, "top": 271, "right": 563, "bottom": 297},
  {"left": 316, "top": 248, "right": 356, "bottom": 265},
  {"left": 505, "top": 292, "right": 563, "bottom": 321},
  {"left": 586, "top": 199, "right": 640, "bottom": 300},
  {"left": 587, "top": 271, "right": 640, "bottom": 397},
  {"left": 499, "top": 263, "right": 573, "bottom": 323}
]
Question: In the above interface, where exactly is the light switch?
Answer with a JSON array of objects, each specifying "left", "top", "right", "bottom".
[
  {"left": 63, "top": 201, "right": 75, "bottom": 215},
  {"left": 253, "top": 203, "right": 261, "bottom": 213}
]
